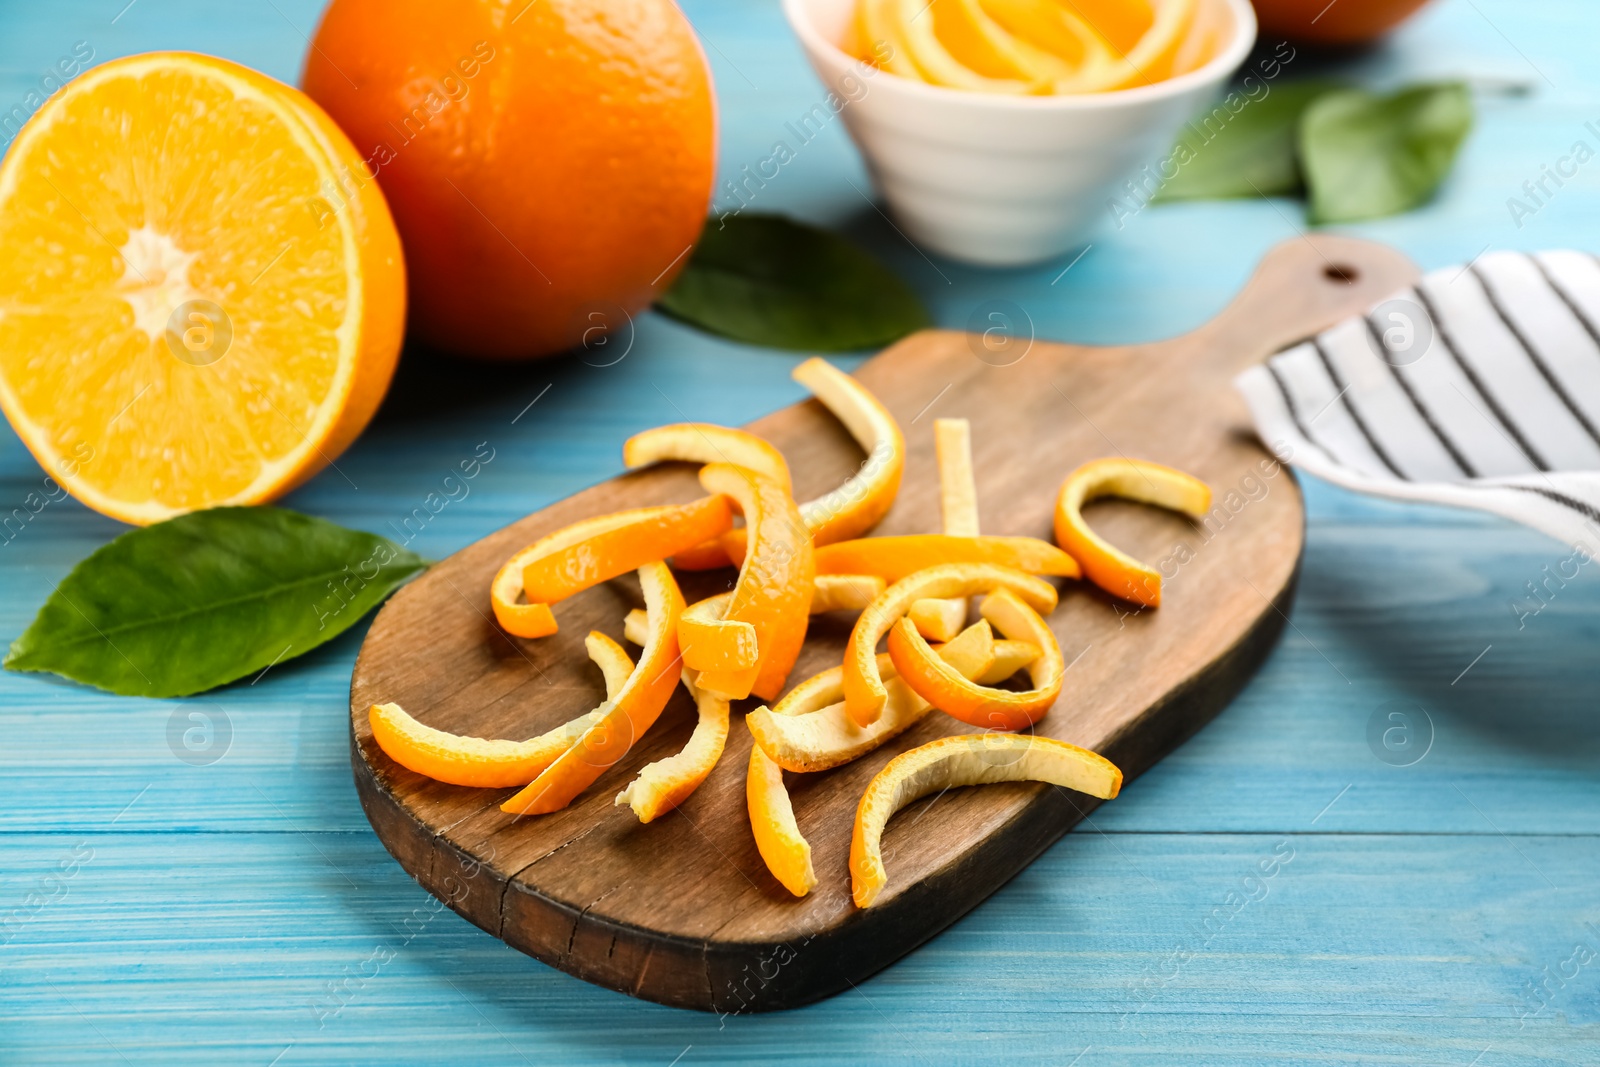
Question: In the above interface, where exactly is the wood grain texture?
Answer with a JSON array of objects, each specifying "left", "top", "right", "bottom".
[{"left": 347, "top": 234, "right": 1420, "bottom": 1010}]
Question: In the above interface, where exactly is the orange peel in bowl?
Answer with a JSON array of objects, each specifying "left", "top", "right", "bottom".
[
  {"left": 491, "top": 499, "right": 731, "bottom": 638},
  {"left": 692, "top": 463, "right": 814, "bottom": 703},
  {"left": 367, "top": 629, "right": 633, "bottom": 789},
  {"left": 844, "top": 563, "right": 1058, "bottom": 727},
  {"left": 615, "top": 671, "right": 731, "bottom": 824},
  {"left": 1053, "top": 457, "right": 1210, "bottom": 608},
  {"left": 887, "top": 587, "right": 1065, "bottom": 731},
  {"left": 850, "top": 733, "right": 1123, "bottom": 907},
  {"left": 501, "top": 562, "right": 686, "bottom": 815},
  {"left": 792, "top": 357, "right": 905, "bottom": 547}
]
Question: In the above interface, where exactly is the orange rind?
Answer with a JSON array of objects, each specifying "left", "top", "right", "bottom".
[
  {"left": 844, "top": 563, "right": 1058, "bottom": 727},
  {"left": 888, "top": 587, "right": 1065, "bottom": 731},
  {"left": 747, "top": 735, "right": 817, "bottom": 897},
  {"left": 368, "top": 630, "right": 633, "bottom": 789},
  {"left": 747, "top": 623, "right": 1006, "bottom": 773},
  {"left": 491, "top": 499, "right": 730, "bottom": 637},
  {"left": 911, "top": 418, "right": 979, "bottom": 641},
  {"left": 814, "top": 535, "right": 1080, "bottom": 584},
  {"left": 623, "top": 422, "right": 792, "bottom": 491},
  {"left": 501, "top": 562, "right": 686, "bottom": 815},
  {"left": 1053, "top": 457, "right": 1210, "bottom": 608},
  {"left": 792, "top": 357, "right": 905, "bottom": 547},
  {"left": 850, "top": 734, "right": 1123, "bottom": 907},
  {"left": 615, "top": 671, "right": 730, "bottom": 823},
  {"left": 692, "top": 463, "right": 814, "bottom": 702}
]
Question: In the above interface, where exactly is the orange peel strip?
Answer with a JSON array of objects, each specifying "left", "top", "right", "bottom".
[
  {"left": 907, "top": 598, "right": 967, "bottom": 643},
  {"left": 792, "top": 357, "right": 905, "bottom": 547},
  {"left": 912, "top": 418, "right": 979, "bottom": 640},
  {"left": 500, "top": 562, "right": 686, "bottom": 815},
  {"left": 623, "top": 422, "right": 792, "bottom": 492},
  {"left": 1053, "top": 457, "right": 1210, "bottom": 608},
  {"left": 748, "top": 623, "right": 997, "bottom": 773},
  {"left": 815, "top": 535, "right": 1080, "bottom": 584},
  {"left": 851, "top": 734, "right": 1122, "bottom": 908},
  {"left": 491, "top": 500, "right": 727, "bottom": 637},
  {"left": 625, "top": 423, "right": 793, "bottom": 569},
  {"left": 977, "top": 638, "right": 1042, "bottom": 686},
  {"left": 887, "top": 587, "right": 1065, "bottom": 731},
  {"left": 844, "top": 563, "right": 1058, "bottom": 727},
  {"left": 679, "top": 592, "right": 758, "bottom": 673},
  {"left": 744, "top": 622, "right": 993, "bottom": 895},
  {"left": 747, "top": 734, "right": 816, "bottom": 897},
  {"left": 693, "top": 463, "right": 814, "bottom": 702},
  {"left": 810, "top": 573, "right": 887, "bottom": 613},
  {"left": 367, "top": 630, "right": 633, "bottom": 789},
  {"left": 615, "top": 671, "right": 730, "bottom": 823},
  {"left": 520, "top": 494, "right": 732, "bottom": 605}
]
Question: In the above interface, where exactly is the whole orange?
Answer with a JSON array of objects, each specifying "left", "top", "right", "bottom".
[
  {"left": 303, "top": 0, "right": 716, "bottom": 359},
  {"left": 1251, "top": 0, "right": 1433, "bottom": 45}
]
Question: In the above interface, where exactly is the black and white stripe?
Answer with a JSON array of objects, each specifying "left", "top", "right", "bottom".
[{"left": 1236, "top": 250, "right": 1600, "bottom": 550}]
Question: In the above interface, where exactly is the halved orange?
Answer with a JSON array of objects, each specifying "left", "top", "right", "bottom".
[{"left": 0, "top": 52, "right": 405, "bottom": 524}]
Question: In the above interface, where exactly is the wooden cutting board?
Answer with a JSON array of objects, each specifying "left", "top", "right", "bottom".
[{"left": 349, "top": 234, "right": 1418, "bottom": 1012}]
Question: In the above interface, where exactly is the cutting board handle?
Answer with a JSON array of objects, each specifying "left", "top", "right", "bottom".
[{"left": 1186, "top": 233, "right": 1420, "bottom": 378}]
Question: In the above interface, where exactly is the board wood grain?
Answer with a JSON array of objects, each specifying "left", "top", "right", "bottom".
[{"left": 348, "top": 235, "right": 1420, "bottom": 1011}]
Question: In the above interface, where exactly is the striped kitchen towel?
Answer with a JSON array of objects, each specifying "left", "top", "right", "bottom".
[{"left": 1234, "top": 249, "right": 1600, "bottom": 551}]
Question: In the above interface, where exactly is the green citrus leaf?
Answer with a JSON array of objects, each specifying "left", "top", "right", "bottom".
[
  {"left": 655, "top": 214, "right": 931, "bottom": 351},
  {"left": 1157, "top": 80, "right": 1344, "bottom": 201},
  {"left": 1300, "top": 82, "right": 1473, "bottom": 224},
  {"left": 5, "top": 507, "right": 427, "bottom": 697}
]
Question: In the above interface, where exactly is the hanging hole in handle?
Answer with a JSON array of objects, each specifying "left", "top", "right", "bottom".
[{"left": 1324, "top": 263, "right": 1359, "bottom": 284}]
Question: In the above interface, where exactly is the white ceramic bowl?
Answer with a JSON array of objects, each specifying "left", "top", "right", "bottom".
[{"left": 782, "top": 0, "right": 1258, "bottom": 266}]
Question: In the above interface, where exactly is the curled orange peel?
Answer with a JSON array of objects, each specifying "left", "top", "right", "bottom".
[
  {"left": 367, "top": 629, "right": 633, "bottom": 789},
  {"left": 743, "top": 614, "right": 995, "bottom": 897},
  {"left": 814, "top": 535, "right": 1080, "bottom": 584},
  {"left": 625, "top": 423, "right": 793, "bottom": 569},
  {"left": 678, "top": 574, "right": 885, "bottom": 675},
  {"left": 623, "top": 422, "right": 792, "bottom": 492},
  {"left": 1053, "top": 457, "right": 1210, "bottom": 608},
  {"left": 692, "top": 463, "right": 814, "bottom": 703},
  {"left": 850, "top": 733, "right": 1122, "bottom": 908},
  {"left": 844, "top": 563, "right": 1058, "bottom": 727},
  {"left": 615, "top": 671, "right": 730, "bottom": 823},
  {"left": 520, "top": 495, "right": 732, "bottom": 606},
  {"left": 792, "top": 357, "right": 905, "bottom": 547},
  {"left": 747, "top": 622, "right": 1002, "bottom": 774},
  {"left": 500, "top": 562, "right": 686, "bottom": 815},
  {"left": 491, "top": 499, "right": 731, "bottom": 637},
  {"left": 912, "top": 418, "right": 979, "bottom": 642},
  {"left": 887, "top": 587, "right": 1065, "bottom": 731},
  {"left": 747, "top": 731, "right": 817, "bottom": 897}
]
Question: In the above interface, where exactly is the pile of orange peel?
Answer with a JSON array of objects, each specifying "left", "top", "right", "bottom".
[
  {"left": 848, "top": 0, "right": 1233, "bottom": 96},
  {"left": 370, "top": 357, "right": 1211, "bottom": 908}
]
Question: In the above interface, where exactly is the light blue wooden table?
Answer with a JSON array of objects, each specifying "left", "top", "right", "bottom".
[{"left": 3, "top": 1, "right": 1598, "bottom": 1063}]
